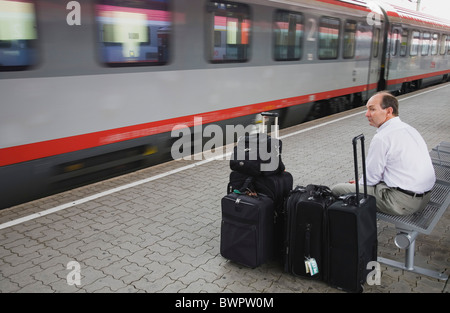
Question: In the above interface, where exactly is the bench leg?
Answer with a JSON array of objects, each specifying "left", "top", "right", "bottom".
[
  {"left": 405, "top": 239, "right": 415, "bottom": 271},
  {"left": 377, "top": 230, "right": 448, "bottom": 281}
]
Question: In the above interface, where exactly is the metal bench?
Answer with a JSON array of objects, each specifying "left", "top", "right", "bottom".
[{"left": 376, "top": 142, "right": 450, "bottom": 281}]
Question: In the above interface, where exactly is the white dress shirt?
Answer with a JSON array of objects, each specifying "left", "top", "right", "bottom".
[{"left": 360, "top": 117, "right": 435, "bottom": 193}]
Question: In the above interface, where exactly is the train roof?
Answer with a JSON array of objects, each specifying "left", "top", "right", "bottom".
[
  {"left": 247, "top": 0, "right": 450, "bottom": 31},
  {"left": 378, "top": 1, "right": 450, "bottom": 31},
  {"left": 334, "top": 0, "right": 450, "bottom": 31}
]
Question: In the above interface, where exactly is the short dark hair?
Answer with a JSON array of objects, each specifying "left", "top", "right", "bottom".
[{"left": 377, "top": 91, "right": 399, "bottom": 116}]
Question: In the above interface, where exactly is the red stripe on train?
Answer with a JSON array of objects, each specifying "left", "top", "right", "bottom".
[
  {"left": 0, "top": 84, "right": 377, "bottom": 167},
  {"left": 386, "top": 70, "right": 450, "bottom": 86}
]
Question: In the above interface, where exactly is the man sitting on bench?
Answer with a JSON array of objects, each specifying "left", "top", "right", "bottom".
[{"left": 332, "top": 91, "right": 436, "bottom": 215}]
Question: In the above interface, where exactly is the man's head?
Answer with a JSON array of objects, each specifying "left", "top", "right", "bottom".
[{"left": 365, "top": 91, "right": 399, "bottom": 128}]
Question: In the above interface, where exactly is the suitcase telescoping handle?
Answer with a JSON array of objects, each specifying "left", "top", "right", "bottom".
[
  {"left": 352, "top": 134, "right": 368, "bottom": 206},
  {"left": 260, "top": 112, "right": 279, "bottom": 139},
  {"left": 261, "top": 112, "right": 279, "bottom": 118}
]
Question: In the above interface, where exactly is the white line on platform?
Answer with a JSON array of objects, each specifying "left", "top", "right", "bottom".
[
  {"left": 1, "top": 84, "right": 448, "bottom": 230},
  {"left": 0, "top": 158, "right": 215, "bottom": 230}
]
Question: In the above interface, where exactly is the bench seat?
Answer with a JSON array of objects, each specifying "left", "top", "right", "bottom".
[{"left": 376, "top": 142, "right": 450, "bottom": 281}]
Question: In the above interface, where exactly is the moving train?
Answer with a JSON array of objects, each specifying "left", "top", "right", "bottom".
[{"left": 1, "top": 0, "right": 449, "bottom": 209}]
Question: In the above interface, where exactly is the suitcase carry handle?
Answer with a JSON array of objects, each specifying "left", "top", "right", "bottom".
[
  {"left": 233, "top": 177, "right": 253, "bottom": 194},
  {"left": 260, "top": 112, "right": 279, "bottom": 139},
  {"left": 352, "top": 134, "right": 368, "bottom": 206}
]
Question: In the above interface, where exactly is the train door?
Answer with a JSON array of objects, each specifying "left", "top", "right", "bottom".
[
  {"left": 384, "top": 25, "right": 402, "bottom": 93},
  {"left": 367, "top": 26, "right": 382, "bottom": 95},
  {"left": 365, "top": 0, "right": 386, "bottom": 92},
  {"left": 355, "top": 22, "right": 376, "bottom": 100}
]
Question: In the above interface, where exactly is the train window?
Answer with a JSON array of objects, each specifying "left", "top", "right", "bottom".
[
  {"left": 400, "top": 29, "right": 408, "bottom": 56},
  {"left": 410, "top": 31, "right": 420, "bottom": 56},
  {"left": 343, "top": 20, "right": 356, "bottom": 59},
  {"left": 273, "top": 10, "right": 303, "bottom": 61},
  {"left": 439, "top": 34, "right": 447, "bottom": 55},
  {"left": 96, "top": 0, "right": 171, "bottom": 66},
  {"left": 421, "top": 32, "right": 430, "bottom": 56},
  {"left": 0, "top": 0, "right": 38, "bottom": 71},
  {"left": 372, "top": 28, "right": 380, "bottom": 58},
  {"left": 318, "top": 17, "right": 340, "bottom": 60},
  {"left": 390, "top": 29, "right": 400, "bottom": 56},
  {"left": 207, "top": 1, "right": 251, "bottom": 63},
  {"left": 431, "top": 33, "right": 438, "bottom": 55}
]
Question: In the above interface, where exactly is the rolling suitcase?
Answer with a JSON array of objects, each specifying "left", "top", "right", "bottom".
[
  {"left": 230, "top": 112, "right": 285, "bottom": 176},
  {"left": 227, "top": 170, "right": 293, "bottom": 259},
  {"left": 327, "top": 134, "right": 378, "bottom": 292},
  {"left": 284, "top": 184, "right": 335, "bottom": 280},
  {"left": 220, "top": 192, "right": 274, "bottom": 268}
]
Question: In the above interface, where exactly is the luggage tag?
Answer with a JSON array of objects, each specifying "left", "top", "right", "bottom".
[{"left": 304, "top": 257, "right": 319, "bottom": 276}]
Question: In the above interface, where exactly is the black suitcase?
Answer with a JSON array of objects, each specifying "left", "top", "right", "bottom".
[
  {"left": 227, "top": 170, "right": 293, "bottom": 259},
  {"left": 220, "top": 192, "right": 275, "bottom": 268},
  {"left": 227, "top": 170, "right": 293, "bottom": 207},
  {"left": 327, "top": 134, "right": 378, "bottom": 293},
  {"left": 230, "top": 112, "right": 285, "bottom": 176},
  {"left": 284, "top": 184, "right": 335, "bottom": 280}
]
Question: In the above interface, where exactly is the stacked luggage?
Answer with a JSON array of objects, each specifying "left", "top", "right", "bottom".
[
  {"left": 220, "top": 112, "right": 293, "bottom": 268},
  {"left": 220, "top": 127, "right": 378, "bottom": 292}
]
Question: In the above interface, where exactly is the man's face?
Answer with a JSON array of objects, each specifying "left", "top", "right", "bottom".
[{"left": 365, "top": 94, "right": 392, "bottom": 128}]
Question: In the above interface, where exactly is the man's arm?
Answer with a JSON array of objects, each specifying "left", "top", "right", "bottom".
[{"left": 359, "top": 136, "right": 387, "bottom": 186}]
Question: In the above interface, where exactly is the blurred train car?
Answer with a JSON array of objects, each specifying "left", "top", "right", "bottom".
[
  {"left": 379, "top": 2, "right": 450, "bottom": 93},
  {"left": 0, "top": 0, "right": 449, "bottom": 209}
]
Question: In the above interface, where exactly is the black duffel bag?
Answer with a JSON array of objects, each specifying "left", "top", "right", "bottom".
[{"left": 230, "top": 133, "right": 285, "bottom": 176}]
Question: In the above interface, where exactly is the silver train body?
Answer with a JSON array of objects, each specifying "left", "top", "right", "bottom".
[{"left": 1, "top": 0, "right": 449, "bottom": 209}]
